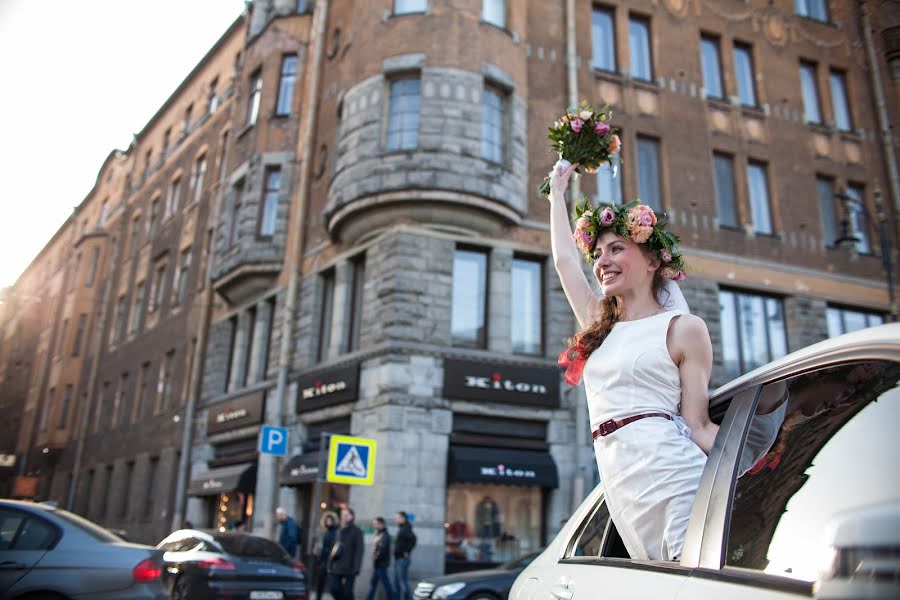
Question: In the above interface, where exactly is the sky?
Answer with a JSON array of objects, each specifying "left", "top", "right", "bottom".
[{"left": 0, "top": 0, "right": 247, "bottom": 289}]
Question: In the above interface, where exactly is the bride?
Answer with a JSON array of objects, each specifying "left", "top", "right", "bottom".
[{"left": 549, "top": 161, "right": 719, "bottom": 561}]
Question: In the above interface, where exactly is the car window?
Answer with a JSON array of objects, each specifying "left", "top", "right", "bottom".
[
  {"left": 725, "top": 360, "right": 900, "bottom": 583},
  {"left": 0, "top": 509, "right": 58, "bottom": 551},
  {"left": 562, "top": 497, "right": 610, "bottom": 558},
  {"left": 213, "top": 533, "right": 290, "bottom": 562},
  {"left": 0, "top": 509, "right": 26, "bottom": 550}
]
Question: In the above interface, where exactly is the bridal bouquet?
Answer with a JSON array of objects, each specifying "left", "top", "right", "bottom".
[{"left": 539, "top": 100, "right": 621, "bottom": 196}]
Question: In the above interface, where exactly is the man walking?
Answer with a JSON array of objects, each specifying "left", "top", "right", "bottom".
[
  {"left": 364, "top": 517, "right": 395, "bottom": 600},
  {"left": 328, "top": 506, "right": 364, "bottom": 600},
  {"left": 276, "top": 507, "right": 301, "bottom": 559},
  {"left": 393, "top": 512, "right": 416, "bottom": 600}
]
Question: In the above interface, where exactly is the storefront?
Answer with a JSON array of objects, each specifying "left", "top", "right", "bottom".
[
  {"left": 442, "top": 359, "right": 561, "bottom": 573},
  {"left": 189, "top": 390, "right": 264, "bottom": 531}
]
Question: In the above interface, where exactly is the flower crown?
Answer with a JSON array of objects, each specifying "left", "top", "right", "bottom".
[{"left": 572, "top": 199, "right": 686, "bottom": 281}]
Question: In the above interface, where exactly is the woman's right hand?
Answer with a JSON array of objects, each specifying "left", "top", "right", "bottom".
[{"left": 549, "top": 160, "right": 579, "bottom": 202}]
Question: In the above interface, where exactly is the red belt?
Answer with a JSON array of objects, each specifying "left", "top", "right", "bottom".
[{"left": 592, "top": 412, "right": 673, "bottom": 440}]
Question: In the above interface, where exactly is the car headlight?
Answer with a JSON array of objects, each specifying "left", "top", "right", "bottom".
[{"left": 432, "top": 582, "right": 466, "bottom": 599}]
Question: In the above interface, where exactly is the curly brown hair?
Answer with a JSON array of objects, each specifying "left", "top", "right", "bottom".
[{"left": 569, "top": 238, "right": 670, "bottom": 358}]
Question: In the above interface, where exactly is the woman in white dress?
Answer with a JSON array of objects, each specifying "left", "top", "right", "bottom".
[{"left": 548, "top": 161, "right": 719, "bottom": 561}]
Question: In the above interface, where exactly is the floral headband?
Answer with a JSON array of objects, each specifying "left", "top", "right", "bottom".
[{"left": 572, "top": 199, "right": 686, "bottom": 281}]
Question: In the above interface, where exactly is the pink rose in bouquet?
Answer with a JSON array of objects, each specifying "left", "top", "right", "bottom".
[
  {"left": 594, "top": 122, "right": 611, "bottom": 136},
  {"left": 626, "top": 204, "right": 656, "bottom": 244},
  {"left": 573, "top": 213, "right": 596, "bottom": 255},
  {"left": 570, "top": 118, "right": 584, "bottom": 133},
  {"left": 599, "top": 207, "right": 616, "bottom": 226}
]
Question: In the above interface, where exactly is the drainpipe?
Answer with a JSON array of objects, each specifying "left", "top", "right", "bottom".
[
  {"left": 859, "top": 0, "right": 900, "bottom": 218},
  {"left": 260, "top": 0, "right": 329, "bottom": 540}
]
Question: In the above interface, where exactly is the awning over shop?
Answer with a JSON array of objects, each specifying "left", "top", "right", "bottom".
[
  {"left": 188, "top": 463, "right": 257, "bottom": 497},
  {"left": 280, "top": 452, "right": 322, "bottom": 486},
  {"left": 448, "top": 445, "right": 559, "bottom": 488}
]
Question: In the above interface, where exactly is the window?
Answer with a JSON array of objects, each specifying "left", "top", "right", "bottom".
[
  {"left": 262, "top": 299, "right": 276, "bottom": 376},
  {"left": 174, "top": 247, "right": 192, "bottom": 305},
  {"left": 229, "top": 180, "right": 244, "bottom": 246},
  {"left": 591, "top": 7, "right": 616, "bottom": 71},
  {"left": 297, "top": 0, "right": 311, "bottom": 13},
  {"left": 72, "top": 313, "right": 87, "bottom": 356},
  {"left": 594, "top": 161, "right": 622, "bottom": 206},
  {"left": 747, "top": 161, "right": 773, "bottom": 234},
  {"left": 162, "top": 128, "right": 171, "bottom": 159},
  {"left": 112, "top": 295, "right": 127, "bottom": 343},
  {"left": 144, "top": 149, "right": 153, "bottom": 177},
  {"left": 394, "top": 0, "right": 426, "bottom": 14},
  {"left": 183, "top": 104, "right": 193, "bottom": 136},
  {"left": 347, "top": 255, "right": 366, "bottom": 352},
  {"left": 481, "top": 85, "right": 506, "bottom": 163},
  {"left": 563, "top": 496, "right": 611, "bottom": 558},
  {"left": 85, "top": 247, "right": 99, "bottom": 287},
  {"left": 827, "top": 306, "right": 884, "bottom": 337},
  {"left": 207, "top": 78, "right": 219, "bottom": 114},
  {"left": 726, "top": 361, "right": 898, "bottom": 584},
  {"left": 246, "top": 71, "right": 262, "bottom": 126},
  {"left": 98, "top": 199, "right": 109, "bottom": 227},
  {"left": 144, "top": 457, "right": 158, "bottom": 521},
  {"left": 218, "top": 130, "right": 230, "bottom": 178},
  {"left": 829, "top": 70, "right": 852, "bottom": 131},
  {"left": 165, "top": 177, "right": 182, "bottom": 218},
  {"left": 816, "top": 176, "right": 837, "bottom": 246},
  {"left": 800, "top": 62, "right": 822, "bottom": 124},
  {"left": 130, "top": 281, "right": 145, "bottom": 334},
  {"left": 156, "top": 350, "right": 174, "bottom": 413},
  {"left": 713, "top": 153, "right": 738, "bottom": 228},
  {"left": 68, "top": 254, "right": 80, "bottom": 291},
  {"left": 794, "top": 0, "right": 828, "bottom": 22},
  {"left": 844, "top": 184, "right": 870, "bottom": 253},
  {"left": 119, "top": 461, "right": 134, "bottom": 519},
  {"left": 386, "top": 78, "right": 420, "bottom": 151},
  {"left": 451, "top": 248, "right": 488, "bottom": 348},
  {"left": 93, "top": 382, "right": 109, "bottom": 433},
  {"left": 133, "top": 361, "right": 150, "bottom": 423},
  {"left": 57, "top": 385, "right": 73, "bottom": 429},
  {"left": 482, "top": 0, "right": 505, "bottom": 28},
  {"left": 190, "top": 155, "right": 207, "bottom": 205},
  {"left": 317, "top": 269, "right": 336, "bottom": 362},
  {"left": 149, "top": 257, "right": 168, "bottom": 313},
  {"left": 129, "top": 215, "right": 142, "bottom": 257},
  {"left": 629, "top": 16, "right": 652, "bottom": 81},
  {"left": 57, "top": 319, "right": 68, "bottom": 357},
  {"left": 111, "top": 372, "right": 128, "bottom": 428},
  {"left": 700, "top": 35, "right": 723, "bottom": 99},
  {"left": 636, "top": 136, "right": 661, "bottom": 211},
  {"left": 39, "top": 387, "right": 56, "bottom": 432},
  {"left": 242, "top": 307, "right": 257, "bottom": 387},
  {"left": 733, "top": 43, "right": 757, "bottom": 107},
  {"left": 259, "top": 167, "right": 281, "bottom": 236},
  {"left": 149, "top": 197, "right": 160, "bottom": 239},
  {"left": 719, "top": 289, "right": 788, "bottom": 378},
  {"left": 276, "top": 55, "right": 298, "bottom": 116},
  {"left": 511, "top": 257, "right": 542, "bottom": 355},
  {"left": 224, "top": 316, "right": 238, "bottom": 391}
]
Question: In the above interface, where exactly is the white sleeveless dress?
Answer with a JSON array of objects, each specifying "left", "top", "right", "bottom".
[{"left": 583, "top": 310, "right": 708, "bottom": 561}]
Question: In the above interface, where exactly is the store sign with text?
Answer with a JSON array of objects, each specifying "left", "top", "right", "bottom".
[
  {"left": 296, "top": 363, "right": 360, "bottom": 412},
  {"left": 443, "top": 358, "right": 559, "bottom": 407},
  {"left": 207, "top": 391, "right": 264, "bottom": 435}
]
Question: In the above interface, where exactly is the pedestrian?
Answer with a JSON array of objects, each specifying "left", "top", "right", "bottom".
[
  {"left": 393, "top": 511, "right": 416, "bottom": 600},
  {"left": 276, "top": 507, "right": 301, "bottom": 559},
  {"left": 313, "top": 511, "right": 339, "bottom": 600},
  {"left": 327, "top": 506, "right": 364, "bottom": 600},
  {"left": 365, "top": 517, "right": 395, "bottom": 600}
]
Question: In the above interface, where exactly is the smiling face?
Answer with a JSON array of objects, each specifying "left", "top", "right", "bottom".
[{"left": 592, "top": 230, "right": 659, "bottom": 296}]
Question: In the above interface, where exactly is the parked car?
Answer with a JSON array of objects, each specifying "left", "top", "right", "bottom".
[
  {"left": 414, "top": 551, "right": 542, "bottom": 600},
  {"left": 156, "top": 528, "right": 306, "bottom": 600},
  {"left": 511, "top": 323, "right": 900, "bottom": 600},
  {"left": 0, "top": 498, "right": 166, "bottom": 599}
]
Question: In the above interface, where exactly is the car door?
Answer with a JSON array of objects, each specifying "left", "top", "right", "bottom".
[
  {"left": 0, "top": 507, "right": 60, "bottom": 594},
  {"left": 676, "top": 357, "right": 900, "bottom": 599}
]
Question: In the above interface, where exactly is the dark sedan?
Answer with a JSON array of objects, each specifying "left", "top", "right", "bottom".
[
  {"left": 157, "top": 528, "right": 306, "bottom": 600},
  {"left": 413, "top": 552, "right": 541, "bottom": 600}
]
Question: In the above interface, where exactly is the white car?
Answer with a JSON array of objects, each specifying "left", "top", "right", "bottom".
[{"left": 512, "top": 323, "right": 900, "bottom": 600}]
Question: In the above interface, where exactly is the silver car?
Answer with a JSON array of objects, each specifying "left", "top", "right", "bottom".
[
  {"left": 0, "top": 499, "right": 167, "bottom": 599},
  {"left": 512, "top": 323, "right": 900, "bottom": 600}
]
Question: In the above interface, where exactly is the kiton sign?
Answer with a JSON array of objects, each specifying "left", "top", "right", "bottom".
[
  {"left": 443, "top": 359, "right": 559, "bottom": 407},
  {"left": 480, "top": 463, "right": 537, "bottom": 480},
  {"left": 296, "top": 363, "right": 360, "bottom": 412},
  {"left": 206, "top": 391, "right": 264, "bottom": 435}
]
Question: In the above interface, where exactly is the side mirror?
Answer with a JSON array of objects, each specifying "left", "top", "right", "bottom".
[{"left": 814, "top": 502, "right": 900, "bottom": 600}]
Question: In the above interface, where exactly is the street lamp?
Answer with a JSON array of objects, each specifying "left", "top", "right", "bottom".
[{"left": 834, "top": 187, "right": 897, "bottom": 322}]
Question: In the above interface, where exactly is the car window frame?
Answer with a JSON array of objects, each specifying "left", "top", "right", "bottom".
[{"left": 0, "top": 506, "right": 62, "bottom": 551}]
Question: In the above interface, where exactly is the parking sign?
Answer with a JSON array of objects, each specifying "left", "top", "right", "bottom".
[{"left": 259, "top": 425, "right": 289, "bottom": 456}]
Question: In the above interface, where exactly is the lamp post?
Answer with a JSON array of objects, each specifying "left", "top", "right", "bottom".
[{"left": 834, "top": 187, "right": 897, "bottom": 322}]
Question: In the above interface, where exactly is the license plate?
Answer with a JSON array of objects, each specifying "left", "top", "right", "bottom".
[{"left": 250, "top": 592, "right": 283, "bottom": 600}]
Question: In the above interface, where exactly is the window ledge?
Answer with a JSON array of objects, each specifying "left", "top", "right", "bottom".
[
  {"left": 704, "top": 96, "right": 731, "bottom": 110},
  {"left": 739, "top": 105, "right": 766, "bottom": 118},
  {"left": 269, "top": 111, "right": 291, "bottom": 120},
  {"left": 629, "top": 77, "right": 659, "bottom": 92},
  {"left": 479, "top": 20, "right": 515, "bottom": 41},
  {"left": 753, "top": 231, "right": 781, "bottom": 241},
  {"left": 805, "top": 121, "right": 831, "bottom": 134},
  {"left": 237, "top": 123, "right": 255, "bottom": 140},
  {"left": 793, "top": 14, "right": 838, "bottom": 29},
  {"left": 717, "top": 224, "right": 743, "bottom": 233},
  {"left": 591, "top": 68, "right": 622, "bottom": 84}
]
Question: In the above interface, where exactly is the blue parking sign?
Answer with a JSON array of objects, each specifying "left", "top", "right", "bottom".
[{"left": 259, "top": 425, "right": 289, "bottom": 456}]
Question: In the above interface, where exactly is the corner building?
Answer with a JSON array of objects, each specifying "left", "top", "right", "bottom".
[{"left": 1, "top": 0, "right": 897, "bottom": 584}]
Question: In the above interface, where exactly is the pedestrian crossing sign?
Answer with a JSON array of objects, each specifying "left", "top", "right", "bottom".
[{"left": 326, "top": 434, "right": 377, "bottom": 486}]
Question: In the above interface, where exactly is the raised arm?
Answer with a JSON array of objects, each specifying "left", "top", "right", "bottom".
[{"left": 549, "top": 161, "right": 596, "bottom": 329}]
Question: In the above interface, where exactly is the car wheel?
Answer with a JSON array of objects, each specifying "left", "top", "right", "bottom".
[
  {"left": 15, "top": 594, "right": 68, "bottom": 600},
  {"left": 171, "top": 575, "right": 192, "bottom": 600}
]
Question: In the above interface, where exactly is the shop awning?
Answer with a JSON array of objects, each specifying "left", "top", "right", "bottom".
[
  {"left": 448, "top": 445, "right": 559, "bottom": 488},
  {"left": 188, "top": 463, "right": 257, "bottom": 497},
  {"left": 280, "top": 452, "right": 322, "bottom": 486}
]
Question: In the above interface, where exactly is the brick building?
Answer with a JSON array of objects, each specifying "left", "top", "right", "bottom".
[{"left": 1, "top": 0, "right": 897, "bottom": 582}]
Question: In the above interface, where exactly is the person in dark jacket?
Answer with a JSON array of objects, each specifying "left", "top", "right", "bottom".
[
  {"left": 393, "top": 511, "right": 417, "bottom": 600},
  {"left": 314, "top": 512, "right": 338, "bottom": 600},
  {"left": 327, "top": 506, "right": 365, "bottom": 600},
  {"left": 276, "top": 507, "right": 301, "bottom": 559},
  {"left": 365, "top": 517, "right": 395, "bottom": 600}
]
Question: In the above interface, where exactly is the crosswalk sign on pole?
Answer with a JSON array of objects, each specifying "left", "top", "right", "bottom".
[{"left": 327, "top": 434, "right": 377, "bottom": 485}]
